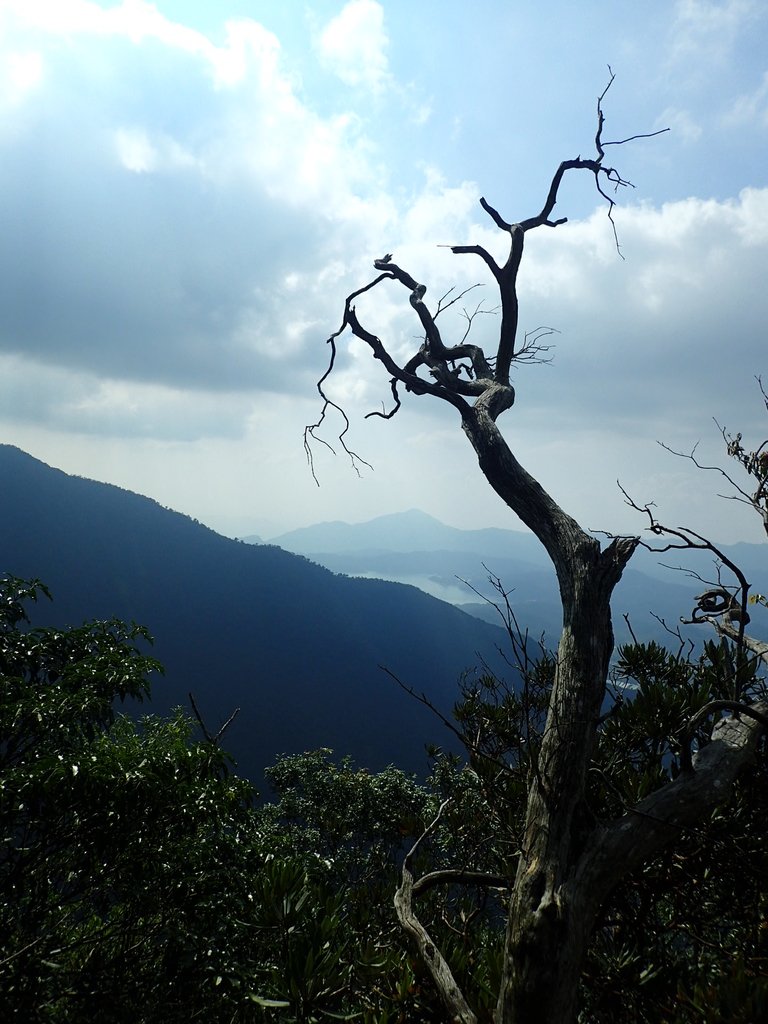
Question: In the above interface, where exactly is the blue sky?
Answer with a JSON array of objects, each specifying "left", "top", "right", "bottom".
[{"left": 1, "top": 0, "right": 767, "bottom": 543}]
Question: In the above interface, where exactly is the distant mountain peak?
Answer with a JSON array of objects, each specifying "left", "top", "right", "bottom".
[
  {"left": 269, "top": 508, "right": 539, "bottom": 559},
  {"left": 374, "top": 508, "right": 442, "bottom": 524}
]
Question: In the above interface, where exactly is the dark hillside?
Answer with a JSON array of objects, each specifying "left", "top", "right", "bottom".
[{"left": 0, "top": 445, "right": 509, "bottom": 783}]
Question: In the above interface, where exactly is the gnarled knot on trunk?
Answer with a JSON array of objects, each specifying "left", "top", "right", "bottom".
[{"left": 410, "top": 283, "right": 427, "bottom": 307}]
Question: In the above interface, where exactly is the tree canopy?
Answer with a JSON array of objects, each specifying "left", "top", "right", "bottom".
[{"left": 1, "top": 561, "right": 766, "bottom": 1022}]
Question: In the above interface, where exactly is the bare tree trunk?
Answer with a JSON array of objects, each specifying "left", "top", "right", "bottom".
[
  {"left": 461, "top": 402, "right": 637, "bottom": 1023},
  {"left": 499, "top": 893, "right": 595, "bottom": 1024},
  {"left": 494, "top": 572, "right": 622, "bottom": 1022}
]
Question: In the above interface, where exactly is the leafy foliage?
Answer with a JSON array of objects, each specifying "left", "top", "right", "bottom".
[
  {"left": 0, "top": 576, "right": 256, "bottom": 1022},
  {"left": 1, "top": 574, "right": 765, "bottom": 1022},
  {"left": 581, "top": 638, "right": 768, "bottom": 1022}
]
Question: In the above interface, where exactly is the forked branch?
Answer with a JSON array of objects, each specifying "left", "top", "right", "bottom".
[
  {"left": 394, "top": 800, "right": 478, "bottom": 1024},
  {"left": 618, "top": 489, "right": 756, "bottom": 701}
]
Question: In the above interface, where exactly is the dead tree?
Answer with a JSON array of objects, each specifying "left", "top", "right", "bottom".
[{"left": 306, "top": 74, "right": 766, "bottom": 1024}]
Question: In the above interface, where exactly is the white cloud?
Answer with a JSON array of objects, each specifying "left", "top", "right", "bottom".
[
  {"left": 208, "top": 17, "right": 285, "bottom": 90},
  {"left": 671, "top": 0, "right": 757, "bottom": 63},
  {"left": 656, "top": 106, "right": 702, "bottom": 142},
  {"left": 315, "top": 0, "right": 391, "bottom": 95},
  {"left": 401, "top": 171, "right": 478, "bottom": 244},
  {"left": 60, "top": 378, "right": 248, "bottom": 441},
  {"left": 113, "top": 127, "right": 200, "bottom": 174},
  {"left": 0, "top": 49, "right": 44, "bottom": 109},
  {"left": 0, "top": 1, "right": 289, "bottom": 93},
  {"left": 722, "top": 71, "right": 768, "bottom": 128},
  {"left": 510, "top": 188, "right": 768, "bottom": 454},
  {"left": 732, "top": 186, "right": 768, "bottom": 243},
  {"left": 0, "top": 354, "right": 253, "bottom": 440},
  {"left": 521, "top": 188, "right": 768, "bottom": 300},
  {"left": 1, "top": 2, "right": 766, "bottom": 546},
  {"left": 2, "top": 0, "right": 203, "bottom": 50},
  {"left": 114, "top": 127, "right": 156, "bottom": 173},
  {"left": 0, "top": 0, "right": 405, "bottom": 400}
]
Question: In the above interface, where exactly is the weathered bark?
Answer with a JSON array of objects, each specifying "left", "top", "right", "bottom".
[
  {"left": 395, "top": 864, "right": 478, "bottom": 1024},
  {"left": 460, "top": 401, "right": 639, "bottom": 1023}
]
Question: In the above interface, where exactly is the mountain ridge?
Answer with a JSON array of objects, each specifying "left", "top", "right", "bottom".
[
  {"left": 0, "top": 445, "right": 509, "bottom": 783},
  {"left": 262, "top": 507, "right": 768, "bottom": 645},
  {"left": 264, "top": 508, "right": 547, "bottom": 563}
]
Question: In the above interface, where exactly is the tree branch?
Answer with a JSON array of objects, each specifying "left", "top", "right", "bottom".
[
  {"left": 580, "top": 698, "right": 768, "bottom": 900},
  {"left": 188, "top": 692, "right": 240, "bottom": 745},
  {"left": 450, "top": 70, "right": 664, "bottom": 385},
  {"left": 394, "top": 800, "right": 478, "bottom": 1024},
  {"left": 304, "top": 322, "right": 375, "bottom": 483},
  {"left": 412, "top": 869, "right": 510, "bottom": 898},
  {"left": 619, "top": 484, "right": 754, "bottom": 685},
  {"left": 711, "top": 617, "right": 768, "bottom": 663},
  {"left": 679, "top": 699, "right": 768, "bottom": 773}
]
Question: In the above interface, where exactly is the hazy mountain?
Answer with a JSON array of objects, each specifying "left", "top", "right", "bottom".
[
  {"left": 0, "top": 446, "right": 511, "bottom": 784},
  {"left": 265, "top": 510, "right": 768, "bottom": 646},
  {"left": 266, "top": 508, "right": 547, "bottom": 563}
]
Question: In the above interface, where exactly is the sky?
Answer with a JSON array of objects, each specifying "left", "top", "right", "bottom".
[{"left": 1, "top": 0, "right": 767, "bottom": 545}]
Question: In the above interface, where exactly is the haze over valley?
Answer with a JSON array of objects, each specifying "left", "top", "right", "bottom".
[{"left": 3, "top": 444, "right": 765, "bottom": 785}]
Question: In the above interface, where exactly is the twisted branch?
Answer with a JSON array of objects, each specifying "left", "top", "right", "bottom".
[{"left": 305, "top": 70, "right": 666, "bottom": 476}]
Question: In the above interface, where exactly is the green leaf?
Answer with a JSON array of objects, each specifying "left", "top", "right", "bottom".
[{"left": 248, "top": 995, "right": 292, "bottom": 1008}]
